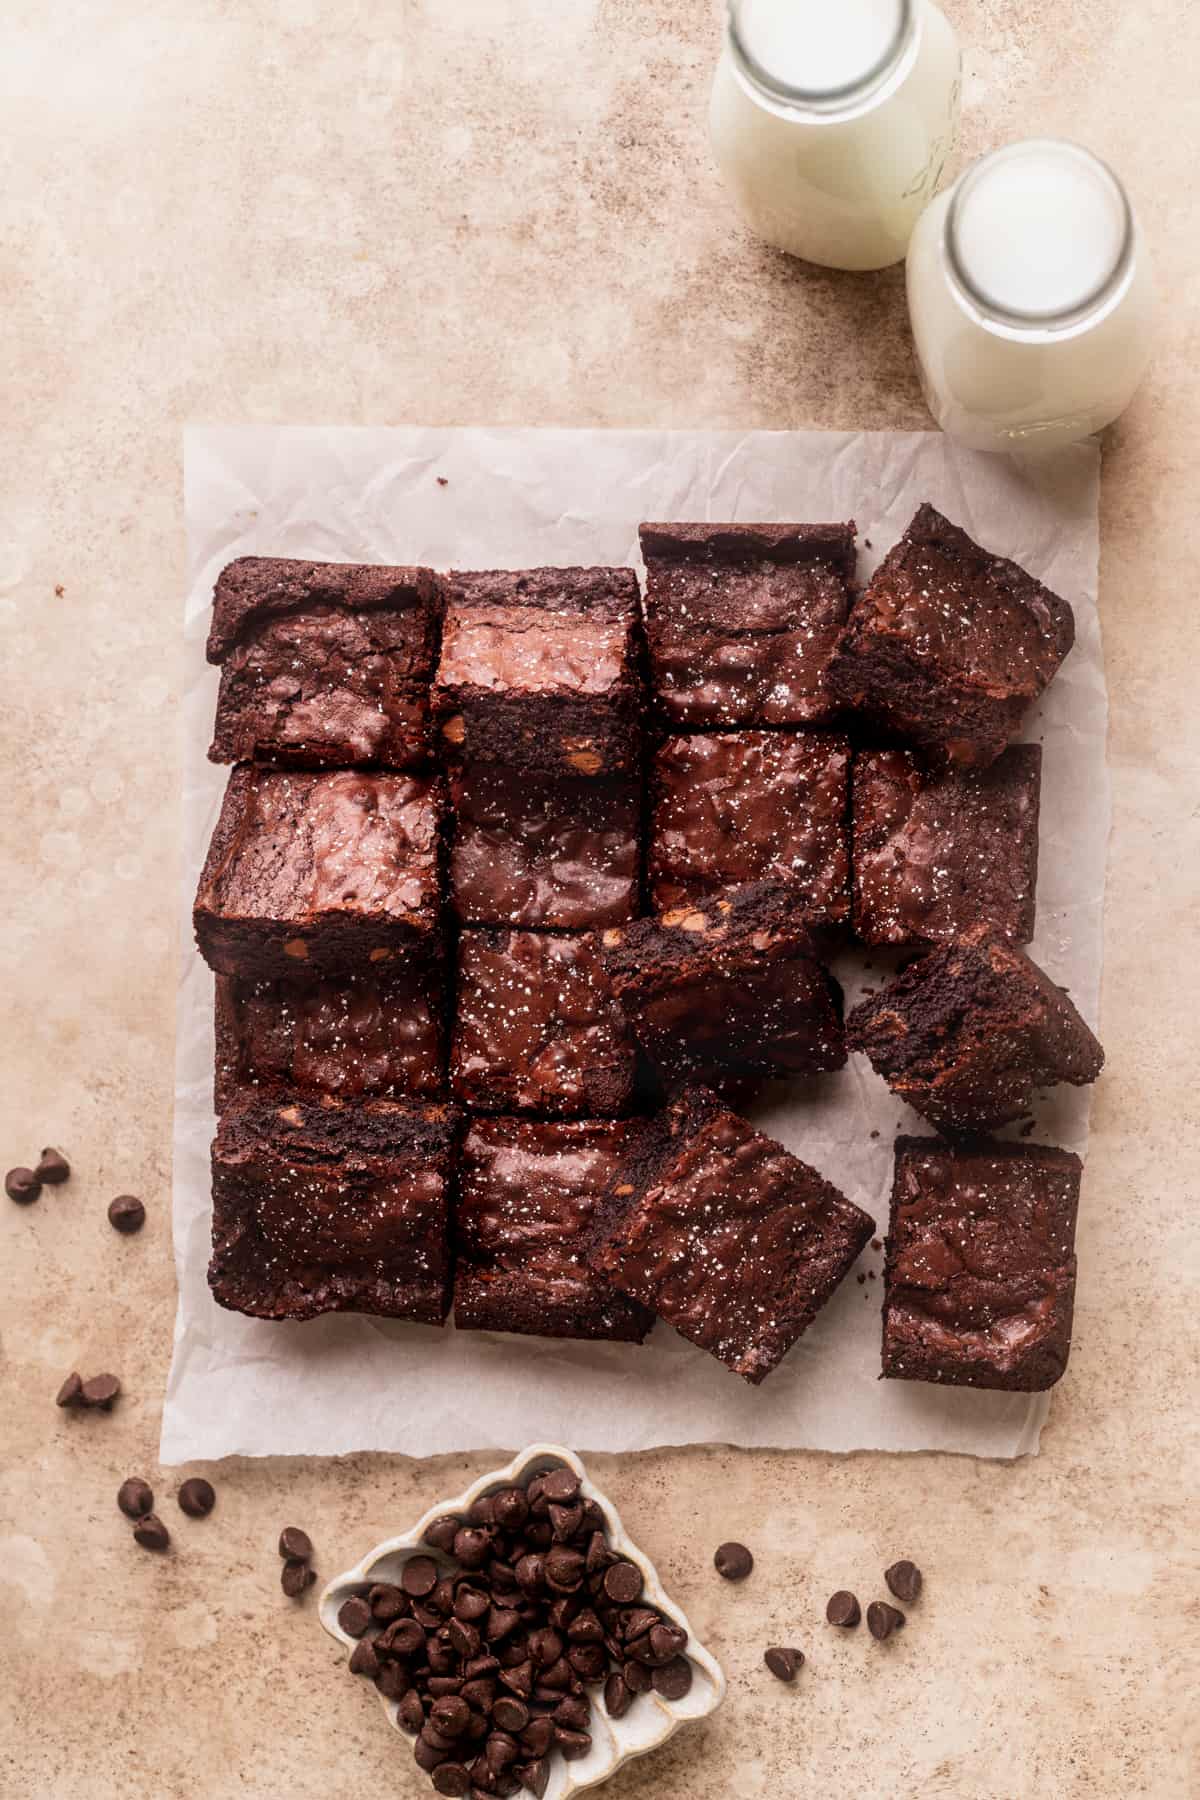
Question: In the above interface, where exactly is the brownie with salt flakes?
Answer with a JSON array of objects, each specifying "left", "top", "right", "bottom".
[
  {"left": 595, "top": 1089, "right": 873, "bottom": 1385},
  {"left": 453, "top": 1118, "right": 654, "bottom": 1343},
  {"left": 883, "top": 1136, "right": 1082, "bottom": 1392}
]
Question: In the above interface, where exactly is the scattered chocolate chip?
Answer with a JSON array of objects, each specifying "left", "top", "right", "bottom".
[
  {"left": 338, "top": 1596, "right": 372, "bottom": 1638},
  {"left": 6, "top": 1167, "right": 41, "bottom": 1204},
  {"left": 885, "top": 1559, "right": 923, "bottom": 1604},
  {"left": 652, "top": 1657, "right": 693, "bottom": 1701},
  {"left": 133, "top": 1513, "right": 170, "bottom": 1552},
  {"left": 55, "top": 1372, "right": 83, "bottom": 1408},
  {"left": 117, "top": 1477, "right": 154, "bottom": 1519},
  {"left": 80, "top": 1373, "right": 121, "bottom": 1409},
  {"left": 177, "top": 1477, "right": 216, "bottom": 1518},
  {"left": 281, "top": 1558, "right": 317, "bottom": 1598},
  {"left": 36, "top": 1148, "right": 70, "bottom": 1185},
  {"left": 867, "top": 1601, "right": 905, "bottom": 1641},
  {"left": 107, "top": 1194, "right": 146, "bottom": 1234},
  {"left": 714, "top": 1541, "right": 753, "bottom": 1582},
  {"left": 278, "top": 1526, "right": 313, "bottom": 1562},
  {"left": 765, "top": 1646, "right": 804, "bottom": 1683},
  {"left": 349, "top": 1638, "right": 380, "bottom": 1678},
  {"left": 402, "top": 1555, "right": 440, "bottom": 1598},
  {"left": 826, "top": 1590, "right": 861, "bottom": 1628}
]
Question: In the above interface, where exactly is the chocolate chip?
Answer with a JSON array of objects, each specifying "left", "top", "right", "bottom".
[
  {"left": 424, "top": 1515, "right": 463, "bottom": 1553},
  {"left": 432, "top": 1767, "right": 472, "bottom": 1798},
  {"left": 338, "top": 1596, "right": 372, "bottom": 1638},
  {"left": 527, "top": 1626, "right": 562, "bottom": 1669},
  {"left": 492, "top": 1488, "right": 529, "bottom": 1533},
  {"left": 543, "top": 1546, "right": 585, "bottom": 1592},
  {"left": 107, "top": 1194, "right": 146, "bottom": 1234},
  {"left": 567, "top": 1643, "right": 606, "bottom": 1681},
  {"left": 514, "top": 1553, "right": 545, "bottom": 1595},
  {"left": 177, "top": 1477, "right": 215, "bottom": 1518},
  {"left": 485, "top": 1730, "right": 520, "bottom": 1772},
  {"left": 885, "top": 1559, "right": 923, "bottom": 1604},
  {"left": 133, "top": 1513, "right": 170, "bottom": 1552},
  {"left": 428, "top": 1676, "right": 465, "bottom": 1700},
  {"left": 397, "top": 1690, "right": 426, "bottom": 1732},
  {"left": 117, "top": 1477, "right": 154, "bottom": 1519},
  {"left": 498, "top": 1660, "right": 532, "bottom": 1699},
  {"left": 647, "top": 1621, "right": 688, "bottom": 1663},
  {"left": 514, "top": 1760, "right": 549, "bottom": 1799},
  {"left": 651, "top": 1657, "right": 693, "bottom": 1701},
  {"left": 414, "top": 1734, "right": 450, "bottom": 1773},
  {"left": 5, "top": 1167, "right": 41, "bottom": 1204},
  {"left": 520, "top": 1717, "right": 553, "bottom": 1757},
  {"left": 867, "top": 1601, "right": 905, "bottom": 1641},
  {"left": 388, "top": 1617, "right": 427, "bottom": 1657},
  {"left": 485, "top": 1605, "right": 521, "bottom": 1644},
  {"left": 278, "top": 1526, "right": 313, "bottom": 1562},
  {"left": 454, "top": 1528, "right": 491, "bottom": 1570},
  {"left": 623, "top": 1658, "right": 651, "bottom": 1693},
  {"left": 80, "top": 1373, "right": 120, "bottom": 1409},
  {"left": 539, "top": 1467, "right": 582, "bottom": 1505},
  {"left": 714, "top": 1541, "right": 753, "bottom": 1582},
  {"left": 602, "top": 1560, "right": 643, "bottom": 1605},
  {"left": 826, "top": 1590, "right": 861, "bottom": 1628},
  {"left": 377, "top": 1660, "right": 412, "bottom": 1701},
  {"left": 455, "top": 1584, "right": 489, "bottom": 1622},
  {"left": 36, "top": 1148, "right": 70, "bottom": 1185},
  {"left": 370, "top": 1582, "right": 406, "bottom": 1622},
  {"left": 281, "top": 1559, "right": 316, "bottom": 1598},
  {"left": 553, "top": 1696, "right": 589, "bottom": 1732},
  {"left": 765, "top": 1646, "right": 804, "bottom": 1682},
  {"left": 490, "top": 1696, "right": 527, "bottom": 1734},
  {"left": 555, "top": 1727, "right": 592, "bottom": 1761},
  {"left": 349, "top": 1639, "right": 380, "bottom": 1678},
  {"left": 431, "top": 1696, "right": 472, "bottom": 1738},
  {"left": 55, "top": 1372, "right": 83, "bottom": 1408},
  {"left": 448, "top": 1617, "right": 481, "bottom": 1659},
  {"left": 402, "top": 1554, "right": 440, "bottom": 1598},
  {"left": 603, "top": 1670, "right": 633, "bottom": 1718}
]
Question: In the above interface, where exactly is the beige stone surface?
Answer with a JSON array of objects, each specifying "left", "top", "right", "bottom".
[{"left": 2, "top": 1, "right": 1198, "bottom": 1795}]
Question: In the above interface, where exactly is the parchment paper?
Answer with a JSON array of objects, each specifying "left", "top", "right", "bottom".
[{"left": 163, "top": 426, "right": 1106, "bottom": 1465}]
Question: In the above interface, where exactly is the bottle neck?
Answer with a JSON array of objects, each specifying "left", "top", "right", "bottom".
[{"left": 727, "top": 0, "right": 918, "bottom": 122}]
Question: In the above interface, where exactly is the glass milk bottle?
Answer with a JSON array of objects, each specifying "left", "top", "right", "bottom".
[
  {"left": 709, "top": 0, "right": 961, "bottom": 270},
  {"left": 906, "top": 140, "right": 1156, "bottom": 452}
]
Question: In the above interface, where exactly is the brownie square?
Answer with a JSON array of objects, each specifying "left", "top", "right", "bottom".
[
  {"left": 214, "top": 967, "right": 445, "bottom": 1111},
  {"left": 453, "top": 1117, "right": 655, "bottom": 1342},
  {"left": 448, "top": 762, "right": 641, "bottom": 930},
  {"left": 451, "top": 929, "right": 637, "bottom": 1117},
  {"left": 648, "top": 729, "right": 851, "bottom": 927},
  {"left": 638, "top": 520, "right": 855, "bottom": 726},
  {"left": 207, "top": 557, "right": 442, "bottom": 770},
  {"left": 599, "top": 882, "right": 846, "bottom": 1086},
  {"left": 208, "top": 1094, "right": 460, "bottom": 1323},
  {"left": 595, "top": 1089, "right": 873, "bottom": 1384},
  {"left": 846, "top": 923, "right": 1104, "bottom": 1134},
  {"left": 827, "top": 504, "right": 1075, "bottom": 767},
  {"left": 882, "top": 1137, "right": 1082, "bottom": 1391},
  {"left": 852, "top": 744, "right": 1042, "bottom": 947},
  {"left": 194, "top": 766, "right": 445, "bottom": 980},
  {"left": 432, "top": 567, "right": 643, "bottom": 777}
]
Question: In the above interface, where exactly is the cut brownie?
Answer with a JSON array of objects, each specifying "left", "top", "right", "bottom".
[
  {"left": 852, "top": 744, "right": 1042, "bottom": 947},
  {"left": 207, "top": 557, "right": 442, "bottom": 769},
  {"left": 214, "top": 968, "right": 445, "bottom": 1111},
  {"left": 448, "top": 761, "right": 641, "bottom": 930},
  {"left": 882, "top": 1136, "right": 1082, "bottom": 1391},
  {"left": 638, "top": 520, "right": 855, "bottom": 726},
  {"left": 208, "top": 1094, "right": 459, "bottom": 1323},
  {"left": 648, "top": 729, "right": 851, "bottom": 927},
  {"left": 595, "top": 1089, "right": 873, "bottom": 1384},
  {"left": 194, "top": 766, "right": 445, "bottom": 980},
  {"left": 432, "top": 567, "right": 643, "bottom": 778},
  {"left": 846, "top": 923, "right": 1104, "bottom": 1134},
  {"left": 453, "top": 1117, "right": 654, "bottom": 1342},
  {"left": 451, "top": 929, "right": 637, "bottom": 1117},
  {"left": 599, "top": 883, "right": 846, "bottom": 1086},
  {"left": 827, "top": 504, "right": 1075, "bottom": 767}
]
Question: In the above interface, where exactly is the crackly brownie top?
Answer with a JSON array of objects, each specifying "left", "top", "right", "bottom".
[
  {"left": 650, "top": 730, "right": 850, "bottom": 918},
  {"left": 852, "top": 745, "right": 1042, "bottom": 946},
  {"left": 198, "top": 768, "right": 443, "bottom": 928},
  {"left": 207, "top": 556, "right": 440, "bottom": 667},
  {"left": 436, "top": 568, "right": 639, "bottom": 698},
  {"left": 885, "top": 1137, "right": 1081, "bottom": 1378},
  {"left": 219, "top": 969, "right": 443, "bottom": 1100}
]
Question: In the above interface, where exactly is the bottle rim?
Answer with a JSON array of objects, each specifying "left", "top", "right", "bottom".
[
  {"left": 726, "top": 0, "right": 917, "bottom": 119},
  {"left": 944, "top": 139, "right": 1136, "bottom": 332}
]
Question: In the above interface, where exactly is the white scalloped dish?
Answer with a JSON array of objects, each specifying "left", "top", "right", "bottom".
[{"left": 320, "top": 1444, "right": 726, "bottom": 1798}]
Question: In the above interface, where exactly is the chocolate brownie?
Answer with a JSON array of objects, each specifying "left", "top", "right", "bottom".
[
  {"left": 448, "top": 762, "right": 641, "bottom": 929},
  {"left": 451, "top": 929, "right": 637, "bottom": 1117},
  {"left": 595, "top": 1088, "right": 873, "bottom": 1384},
  {"left": 432, "top": 567, "right": 643, "bottom": 777},
  {"left": 214, "top": 968, "right": 445, "bottom": 1111},
  {"left": 827, "top": 505, "right": 1075, "bottom": 767},
  {"left": 209, "top": 1094, "right": 459, "bottom": 1322},
  {"left": 638, "top": 521, "right": 855, "bottom": 726},
  {"left": 882, "top": 1136, "right": 1082, "bottom": 1391},
  {"left": 846, "top": 923, "right": 1104, "bottom": 1134},
  {"left": 453, "top": 1117, "right": 655, "bottom": 1341},
  {"left": 648, "top": 730, "right": 851, "bottom": 926},
  {"left": 194, "top": 766, "right": 445, "bottom": 980},
  {"left": 852, "top": 744, "right": 1042, "bottom": 947},
  {"left": 207, "top": 557, "right": 442, "bottom": 769},
  {"left": 599, "top": 883, "right": 846, "bottom": 1085}
]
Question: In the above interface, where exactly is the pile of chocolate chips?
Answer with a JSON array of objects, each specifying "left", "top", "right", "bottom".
[{"left": 339, "top": 1465, "right": 691, "bottom": 1799}]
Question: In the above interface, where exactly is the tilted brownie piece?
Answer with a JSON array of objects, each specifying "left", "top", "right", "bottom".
[
  {"left": 638, "top": 520, "right": 856, "bottom": 727},
  {"left": 214, "top": 967, "right": 445, "bottom": 1111},
  {"left": 852, "top": 744, "right": 1042, "bottom": 947},
  {"left": 448, "top": 761, "right": 641, "bottom": 929},
  {"left": 595, "top": 1089, "right": 873, "bottom": 1384},
  {"left": 194, "top": 766, "right": 445, "bottom": 980},
  {"left": 648, "top": 730, "right": 851, "bottom": 927},
  {"left": 207, "top": 557, "right": 442, "bottom": 769},
  {"left": 453, "top": 1117, "right": 655, "bottom": 1342},
  {"left": 451, "top": 929, "right": 637, "bottom": 1117},
  {"left": 209, "top": 1093, "right": 460, "bottom": 1323},
  {"left": 599, "top": 883, "right": 846, "bottom": 1085},
  {"left": 432, "top": 567, "right": 643, "bottom": 777},
  {"left": 846, "top": 923, "right": 1104, "bottom": 1134},
  {"left": 827, "top": 504, "right": 1075, "bottom": 768},
  {"left": 882, "top": 1136, "right": 1082, "bottom": 1391}
]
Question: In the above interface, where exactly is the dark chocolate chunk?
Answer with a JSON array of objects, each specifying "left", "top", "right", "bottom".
[
  {"left": 117, "top": 1477, "right": 154, "bottom": 1520},
  {"left": 177, "top": 1478, "right": 216, "bottom": 1518},
  {"left": 826, "top": 1591, "right": 861, "bottom": 1628},
  {"left": 714, "top": 1541, "right": 754, "bottom": 1582},
  {"left": 885, "top": 1560, "right": 923, "bottom": 1604}
]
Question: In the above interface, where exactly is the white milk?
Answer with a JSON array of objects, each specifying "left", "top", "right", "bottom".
[
  {"left": 709, "top": 0, "right": 961, "bottom": 271},
  {"left": 906, "top": 140, "right": 1156, "bottom": 452}
]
